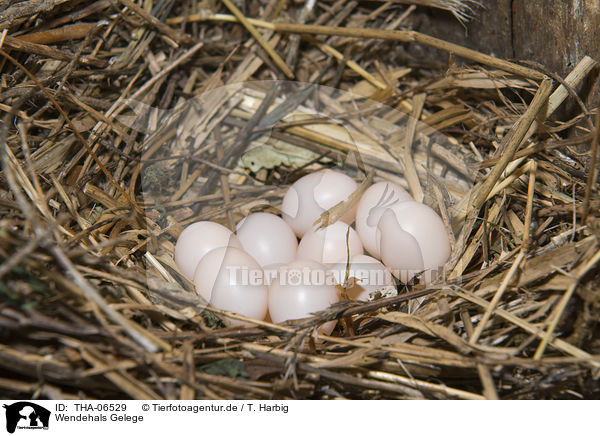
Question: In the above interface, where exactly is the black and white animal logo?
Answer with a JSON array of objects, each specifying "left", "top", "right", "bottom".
[{"left": 3, "top": 402, "right": 50, "bottom": 434}]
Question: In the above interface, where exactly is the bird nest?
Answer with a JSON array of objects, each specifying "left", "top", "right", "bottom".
[{"left": 0, "top": 0, "right": 599, "bottom": 400}]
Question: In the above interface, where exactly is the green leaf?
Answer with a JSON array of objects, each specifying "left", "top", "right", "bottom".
[
  {"left": 200, "top": 359, "right": 249, "bottom": 378},
  {"left": 241, "top": 140, "right": 319, "bottom": 173},
  {"left": 28, "top": 276, "right": 47, "bottom": 294},
  {"left": 0, "top": 280, "right": 17, "bottom": 299}
]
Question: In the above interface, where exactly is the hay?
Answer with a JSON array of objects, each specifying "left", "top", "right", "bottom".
[{"left": 0, "top": 0, "right": 599, "bottom": 400}]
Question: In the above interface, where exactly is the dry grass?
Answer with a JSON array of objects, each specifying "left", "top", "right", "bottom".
[{"left": 0, "top": 0, "right": 599, "bottom": 400}]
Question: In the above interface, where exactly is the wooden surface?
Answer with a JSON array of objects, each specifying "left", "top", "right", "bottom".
[{"left": 405, "top": 0, "right": 600, "bottom": 78}]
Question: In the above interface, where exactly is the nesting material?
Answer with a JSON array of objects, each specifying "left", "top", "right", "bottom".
[{"left": 0, "top": 0, "right": 599, "bottom": 401}]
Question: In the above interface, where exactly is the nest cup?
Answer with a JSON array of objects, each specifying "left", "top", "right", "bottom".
[{"left": 136, "top": 80, "right": 477, "bottom": 327}]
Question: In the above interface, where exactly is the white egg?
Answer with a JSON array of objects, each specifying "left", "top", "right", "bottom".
[
  {"left": 329, "top": 254, "right": 394, "bottom": 301},
  {"left": 297, "top": 221, "right": 364, "bottom": 265},
  {"left": 355, "top": 181, "right": 412, "bottom": 257},
  {"left": 193, "top": 246, "right": 268, "bottom": 324},
  {"left": 268, "top": 260, "right": 339, "bottom": 334},
  {"left": 236, "top": 213, "right": 298, "bottom": 267},
  {"left": 377, "top": 201, "right": 451, "bottom": 283},
  {"left": 262, "top": 263, "right": 285, "bottom": 287},
  {"left": 378, "top": 211, "right": 424, "bottom": 283},
  {"left": 281, "top": 169, "right": 358, "bottom": 237},
  {"left": 174, "top": 221, "right": 243, "bottom": 280}
]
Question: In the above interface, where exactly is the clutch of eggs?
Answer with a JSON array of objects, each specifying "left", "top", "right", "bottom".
[{"left": 173, "top": 169, "right": 451, "bottom": 328}]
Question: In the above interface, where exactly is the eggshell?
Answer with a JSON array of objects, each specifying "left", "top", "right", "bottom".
[
  {"left": 378, "top": 210, "right": 424, "bottom": 283},
  {"left": 268, "top": 260, "right": 339, "bottom": 334},
  {"left": 174, "top": 221, "right": 242, "bottom": 280},
  {"left": 262, "top": 263, "right": 285, "bottom": 287},
  {"left": 296, "top": 221, "right": 364, "bottom": 265},
  {"left": 355, "top": 181, "right": 412, "bottom": 257},
  {"left": 236, "top": 213, "right": 298, "bottom": 267},
  {"left": 377, "top": 201, "right": 450, "bottom": 283},
  {"left": 329, "top": 254, "right": 394, "bottom": 301},
  {"left": 193, "top": 246, "right": 268, "bottom": 323},
  {"left": 281, "top": 169, "right": 358, "bottom": 237}
]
